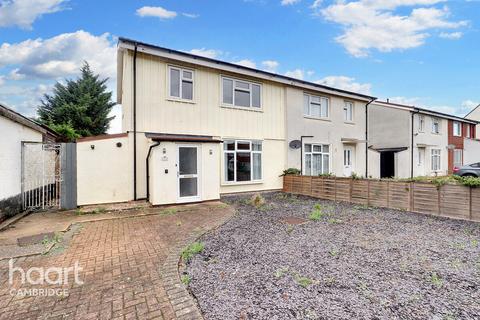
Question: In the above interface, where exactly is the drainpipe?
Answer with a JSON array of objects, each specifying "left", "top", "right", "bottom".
[
  {"left": 411, "top": 108, "right": 420, "bottom": 178},
  {"left": 146, "top": 141, "right": 161, "bottom": 201},
  {"left": 133, "top": 43, "right": 138, "bottom": 200},
  {"left": 365, "top": 98, "right": 376, "bottom": 178},
  {"left": 300, "top": 135, "right": 313, "bottom": 174}
]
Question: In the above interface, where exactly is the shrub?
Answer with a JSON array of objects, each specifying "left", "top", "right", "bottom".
[
  {"left": 280, "top": 168, "right": 301, "bottom": 176},
  {"left": 181, "top": 242, "right": 205, "bottom": 262}
]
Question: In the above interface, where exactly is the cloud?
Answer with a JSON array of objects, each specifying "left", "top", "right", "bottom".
[
  {"left": 439, "top": 31, "right": 463, "bottom": 39},
  {"left": 321, "top": 1, "right": 468, "bottom": 57},
  {"left": 388, "top": 96, "right": 422, "bottom": 106},
  {"left": 182, "top": 13, "right": 199, "bottom": 18},
  {"left": 316, "top": 75, "right": 372, "bottom": 95},
  {"left": 233, "top": 59, "right": 257, "bottom": 68},
  {"left": 188, "top": 48, "right": 221, "bottom": 59},
  {"left": 386, "top": 96, "right": 478, "bottom": 116},
  {"left": 136, "top": 6, "right": 177, "bottom": 19},
  {"left": 261, "top": 60, "right": 279, "bottom": 72},
  {"left": 281, "top": 0, "right": 300, "bottom": 5},
  {"left": 0, "top": 30, "right": 116, "bottom": 79},
  {"left": 311, "top": 0, "right": 322, "bottom": 9},
  {"left": 0, "top": 0, "right": 66, "bottom": 29},
  {"left": 285, "top": 69, "right": 305, "bottom": 79}
]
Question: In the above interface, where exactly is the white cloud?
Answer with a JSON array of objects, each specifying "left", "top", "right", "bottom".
[
  {"left": 0, "top": 0, "right": 66, "bottom": 29},
  {"left": 285, "top": 69, "right": 305, "bottom": 79},
  {"left": 439, "top": 31, "right": 463, "bottom": 39},
  {"left": 316, "top": 75, "right": 372, "bottom": 94},
  {"left": 311, "top": 0, "right": 322, "bottom": 9},
  {"left": 261, "top": 60, "right": 279, "bottom": 72},
  {"left": 233, "top": 59, "right": 257, "bottom": 68},
  {"left": 388, "top": 96, "right": 422, "bottom": 106},
  {"left": 136, "top": 6, "right": 177, "bottom": 19},
  {"left": 321, "top": 1, "right": 468, "bottom": 57},
  {"left": 0, "top": 30, "right": 116, "bottom": 79},
  {"left": 281, "top": 0, "right": 300, "bottom": 5},
  {"left": 188, "top": 48, "right": 221, "bottom": 59},
  {"left": 386, "top": 97, "right": 478, "bottom": 116},
  {"left": 182, "top": 13, "right": 199, "bottom": 18},
  {"left": 107, "top": 104, "right": 122, "bottom": 134},
  {"left": 0, "top": 75, "right": 4, "bottom": 86}
]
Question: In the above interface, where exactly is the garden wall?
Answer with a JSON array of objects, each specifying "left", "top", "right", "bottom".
[{"left": 283, "top": 175, "right": 480, "bottom": 222}]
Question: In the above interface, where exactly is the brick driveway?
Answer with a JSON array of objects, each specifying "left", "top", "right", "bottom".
[{"left": 0, "top": 202, "right": 233, "bottom": 319}]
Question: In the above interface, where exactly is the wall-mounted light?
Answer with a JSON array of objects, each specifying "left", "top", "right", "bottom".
[
  {"left": 90, "top": 145, "right": 95, "bottom": 150},
  {"left": 209, "top": 149, "right": 213, "bottom": 155},
  {"left": 163, "top": 148, "right": 167, "bottom": 154},
  {"left": 116, "top": 142, "right": 122, "bottom": 148}
]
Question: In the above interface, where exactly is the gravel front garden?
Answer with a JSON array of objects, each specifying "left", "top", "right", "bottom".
[{"left": 186, "top": 192, "right": 480, "bottom": 320}]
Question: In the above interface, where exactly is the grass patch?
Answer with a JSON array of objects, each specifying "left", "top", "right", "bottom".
[
  {"left": 428, "top": 272, "right": 443, "bottom": 288},
  {"left": 181, "top": 274, "right": 191, "bottom": 286},
  {"left": 294, "top": 274, "right": 314, "bottom": 288},
  {"left": 309, "top": 204, "right": 324, "bottom": 221},
  {"left": 181, "top": 242, "right": 205, "bottom": 262},
  {"left": 160, "top": 208, "right": 178, "bottom": 215}
]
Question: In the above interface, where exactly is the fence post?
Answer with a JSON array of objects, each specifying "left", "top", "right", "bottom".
[
  {"left": 334, "top": 177, "right": 337, "bottom": 202},
  {"left": 386, "top": 180, "right": 390, "bottom": 208},
  {"left": 367, "top": 179, "right": 370, "bottom": 206},
  {"left": 409, "top": 182, "right": 414, "bottom": 212},
  {"left": 349, "top": 178, "right": 353, "bottom": 202},
  {"left": 469, "top": 187, "right": 473, "bottom": 221},
  {"left": 437, "top": 185, "right": 441, "bottom": 216}
]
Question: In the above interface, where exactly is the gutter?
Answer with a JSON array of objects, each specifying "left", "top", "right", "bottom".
[
  {"left": 411, "top": 108, "right": 420, "bottom": 178},
  {"left": 146, "top": 141, "right": 161, "bottom": 201},
  {"left": 133, "top": 43, "right": 138, "bottom": 200},
  {"left": 365, "top": 98, "right": 376, "bottom": 177}
]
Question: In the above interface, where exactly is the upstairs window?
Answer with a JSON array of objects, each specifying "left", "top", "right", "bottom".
[
  {"left": 432, "top": 118, "right": 440, "bottom": 134},
  {"left": 344, "top": 101, "right": 354, "bottom": 122},
  {"left": 169, "top": 66, "right": 194, "bottom": 100},
  {"left": 466, "top": 124, "right": 471, "bottom": 138},
  {"left": 304, "top": 94, "right": 329, "bottom": 119},
  {"left": 453, "top": 121, "right": 461, "bottom": 137},
  {"left": 431, "top": 149, "right": 441, "bottom": 171},
  {"left": 224, "top": 140, "right": 262, "bottom": 183},
  {"left": 419, "top": 115, "right": 425, "bottom": 132},
  {"left": 222, "top": 77, "right": 261, "bottom": 109}
]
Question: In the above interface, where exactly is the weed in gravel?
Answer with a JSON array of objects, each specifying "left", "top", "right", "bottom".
[
  {"left": 449, "top": 258, "right": 463, "bottom": 270},
  {"left": 181, "top": 274, "right": 191, "bottom": 286},
  {"left": 327, "top": 218, "right": 343, "bottom": 224},
  {"left": 428, "top": 272, "right": 443, "bottom": 288},
  {"left": 250, "top": 194, "right": 266, "bottom": 208},
  {"left": 324, "top": 276, "right": 336, "bottom": 287},
  {"left": 274, "top": 267, "right": 289, "bottom": 278},
  {"left": 42, "top": 232, "right": 63, "bottom": 254},
  {"left": 286, "top": 225, "right": 294, "bottom": 235},
  {"left": 160, "top": 208, "right": 178, "bottom": 215},
  {"left": 329, "top": 249, "right": 339, "bottom": 257},
  {"left": 181, "top": 242, "right": 205, "bottom": 262},
  {"left": 309, "top": 206, "right": 324, "bottom": 221},
  {"left": 471, "top": 239, "right": 478, "bottom": 248},
  {"left": 294, "top": 274, "right": 314, "bottom": 288}
]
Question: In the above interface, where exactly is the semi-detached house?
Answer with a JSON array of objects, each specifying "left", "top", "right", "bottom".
[
  {"left": 76, "top": 38, "right": 375, "bottom": 206},
  {"left": 368, "top": 101, "right": 479, "bottom": 179}
]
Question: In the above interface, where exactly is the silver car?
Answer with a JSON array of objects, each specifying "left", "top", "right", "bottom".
[{"left": 453, "top": 163, "right": 480, "bottom": 177}]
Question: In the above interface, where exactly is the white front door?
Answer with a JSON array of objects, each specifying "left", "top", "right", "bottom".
[
  {"left": 343, "top": 146, "right": 354, "bottom": 176},
  {"left": 177, "top": 145, "right": 200, "bottom": 203},
  {"left": 418, "top": 148, "right": 425, "bottom": 176}
]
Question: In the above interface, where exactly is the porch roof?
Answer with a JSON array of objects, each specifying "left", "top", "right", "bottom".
[{"left": 145, "top": 132, "right": 223, "bottom": 143}]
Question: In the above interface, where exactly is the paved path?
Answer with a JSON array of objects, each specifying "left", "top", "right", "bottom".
[{"left": 0, "top": 202, "right": 234, "bottom": 319}]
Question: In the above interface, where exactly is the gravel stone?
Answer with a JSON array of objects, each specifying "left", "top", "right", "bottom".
[{"left": 187, "top": 192, "right": 480, "bottom": 320}]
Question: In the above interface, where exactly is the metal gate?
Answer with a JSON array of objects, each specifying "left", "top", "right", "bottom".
[{"left": 21, "top": 143, "right": 63, "bottom": 210}]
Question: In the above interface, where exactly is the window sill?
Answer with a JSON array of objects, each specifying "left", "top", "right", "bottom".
[
  {"left": 303, "top": 116, "right": 331, "bottom": 122},
  {"left": 167, "top": 97, "right": 196, "bottom": 104},
  {"left": 220, "top": 105, "right": 263, "bottom": 113},
  {"left": 344, "top": 121, "right": 355, "bottom": 125},
  {"left": 221, "top": 180, "right": 264, "bottom": 186}
]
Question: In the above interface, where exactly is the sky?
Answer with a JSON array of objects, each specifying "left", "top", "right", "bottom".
[{"left": 0, "top": 0, "right": 479, "bottom": 133}]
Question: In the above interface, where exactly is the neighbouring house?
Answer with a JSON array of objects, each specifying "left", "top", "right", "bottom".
[
  {"left": 0, "top": 103, "right": 57, "bottom": 219},
  {"left": 368, "top": 101, "right": 479, "bottom": 178},
  {"left": 76, "top": 38, "right": 375, "bottom": 206}
]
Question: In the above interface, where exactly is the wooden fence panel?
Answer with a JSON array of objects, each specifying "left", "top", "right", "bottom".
[
  {"left": 369, "top": 180, "right": 389, "bottom": 207},
  {"left": 283, "top": 176, "right": 479, "bottom": 222},
  {"left": 351, "top": 179, "right": 369, "bottom": 205},
  {"left": 388, "top": 182, "right": 410, "bottom": 211},
  {"left": 439, "top": 185, "right": 470, "bottom": 220}
]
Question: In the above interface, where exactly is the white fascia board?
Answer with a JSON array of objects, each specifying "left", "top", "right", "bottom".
[{"left": 118, "top": 41, "right": 374, "bottom": 103}]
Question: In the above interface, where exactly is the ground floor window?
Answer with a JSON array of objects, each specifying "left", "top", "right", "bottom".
[
  {"left": 304, "top": 144, "right": 330, "bottom": 175},
  {"left": 431, "top": 149, "right": 441, "bottom": 171},
  {"left": 224, "top": 140, "right": 262, "bottom": 182},
  {"left": 453, "top": 149, "right": 463, "bottom": 168}
]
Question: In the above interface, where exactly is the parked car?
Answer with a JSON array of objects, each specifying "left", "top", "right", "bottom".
[{"left": 453, "top": 163, "right": 480, "bottom": 177}]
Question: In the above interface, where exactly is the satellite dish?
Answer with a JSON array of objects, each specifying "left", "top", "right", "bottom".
[{"left": 289, "top": 140, "right": 302, "bottom": 149}]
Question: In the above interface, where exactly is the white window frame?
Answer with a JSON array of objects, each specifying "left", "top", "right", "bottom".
[
  {"left": 304, "top": 94, "right": 329, "bottom": 119},
  {"left": 168, "top": 65, "right": 195, "bottom": 101},
  {"left": 453, "top": 149, "right": 463, "bottom": 167},
  {"left": 344, "top": 101, "right": 354, "bottom": 122},
  {"left": 303, "top": 143, "right": 331, "bottom": 176},
  {"left": 223, "top": 140, "right": 262, "bottom": 183},
  {"left": 221, "top": 76, "right": 262, "bottom": 109},
  {"left": 431, "top": 149, "right": 441, "bottom": 171},
  {"left": 453, "top": 121, "right": 462, "bottom": 137},
  {"left": 419, "top": 115, "right": 425, "bottom": 132},
  {"left": 466, "top": 124, "right": 471, "bottom": 138},
  {"left": 432, "top": 118, "right": 440, "bottom": 134}
]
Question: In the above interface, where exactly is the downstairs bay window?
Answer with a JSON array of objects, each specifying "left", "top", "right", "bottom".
[
  {"left": 304, "top": 144, "right": 330, "bottom": 175},
  {"left": 224, "top": 140, "right": 262, "bottom": 183}
]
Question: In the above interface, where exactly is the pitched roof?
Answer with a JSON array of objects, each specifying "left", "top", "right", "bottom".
[
  {"left": 117, "top": 37, "right": 376, "bottom": 102},
  {"left": 0, "top": 103, "right": 55, "bottom": 134}
]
